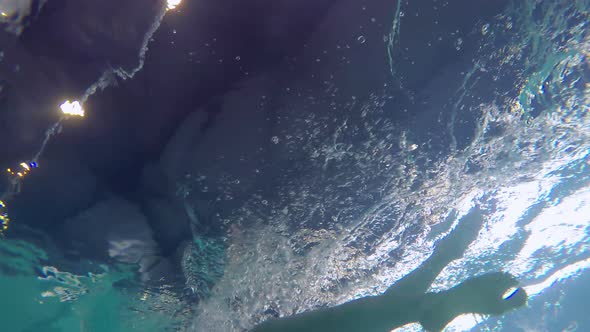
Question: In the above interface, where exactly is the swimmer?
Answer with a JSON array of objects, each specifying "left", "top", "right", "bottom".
[{"left": 252, "top": 207, "right": 527, "bottom": 332}]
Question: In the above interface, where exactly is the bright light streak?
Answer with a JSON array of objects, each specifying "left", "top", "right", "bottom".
[
  {"left": 60, "top": 100, "right": 84, "bottom": 117},
  {"left": 167, "top": 0, "right": 181, "bottom": 11}
]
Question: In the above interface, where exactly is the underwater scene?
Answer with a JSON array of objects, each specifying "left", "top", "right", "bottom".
[{"left": 1, "top": 0, "right": 589, "bottom": 331}]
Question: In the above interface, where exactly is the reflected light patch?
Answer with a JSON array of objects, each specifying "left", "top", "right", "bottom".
[
  {"left": 511, "top": 185, "right": 590, "bottom": 277},
  {"left": 60, "top": 100, "right": 84, "bottom": 117},
  {"left": 444, "top": 314, "right": 482, "bottom": 332},
  {"left": 523, "top": 257, "right": 590, "bottom": 297},
  {"left": 166, "top": 0, "right": 181, "bottom": 11}
]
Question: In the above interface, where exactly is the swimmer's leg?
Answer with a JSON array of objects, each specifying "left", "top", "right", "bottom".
[
  {"left": 252, "top": 292, "right": 423, "bottom": 332},
  {"left": 251, "top": 272, "right": 527, "bottom": 332},
  {"left": 385, "top": 207, "right": 484, "bottom": 297}
]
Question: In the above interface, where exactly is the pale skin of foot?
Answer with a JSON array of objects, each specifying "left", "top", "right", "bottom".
[{"left": 252, "top": 208, "right": 528, "bottom": 332}]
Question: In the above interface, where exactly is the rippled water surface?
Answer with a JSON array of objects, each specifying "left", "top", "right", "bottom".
[{"left": 1, "top": 0, "right": 589, "bottom": 331}]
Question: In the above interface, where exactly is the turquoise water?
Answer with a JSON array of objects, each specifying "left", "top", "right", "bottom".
[
  {"left": 0, "top": 231, "right": 185, "bottom": 331},
  {"left": 1, "top": 0, "right": 589, "bottom": 331}
]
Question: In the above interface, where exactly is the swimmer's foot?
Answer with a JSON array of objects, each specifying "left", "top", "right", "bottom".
[
  {"left": 419, "top": 272, "right": 527, "bottom": 331},
  {"left": 450, "top": 272, "right": 527, "bottom": 315}
]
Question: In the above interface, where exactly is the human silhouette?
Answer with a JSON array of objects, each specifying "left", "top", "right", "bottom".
[{"left": 252, "top": 207, "right": 527, "bottom": 332}]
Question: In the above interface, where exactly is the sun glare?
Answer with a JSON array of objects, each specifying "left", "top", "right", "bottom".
[
  {"left": 167, "top": 0, "right": 181, "bottom": 11},
  {"left": 60, "top": 100, "right": 84, "bottom": 117}
]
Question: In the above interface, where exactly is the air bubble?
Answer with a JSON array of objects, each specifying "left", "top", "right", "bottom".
[
  {"left": 481, "top": 23, "right": 490, "bottom": 36},
  {"left": 455, "top": 37, "right": 463, "bottom": 51}
]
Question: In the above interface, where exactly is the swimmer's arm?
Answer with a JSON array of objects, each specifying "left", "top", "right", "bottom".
[{"left": 252, "top": 294, "right": 420, "bottom": 332}]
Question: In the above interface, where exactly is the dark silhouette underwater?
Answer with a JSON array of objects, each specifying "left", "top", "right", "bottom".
[{"left": 253, "top": 207, "right": 527, "bottom": 332}]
